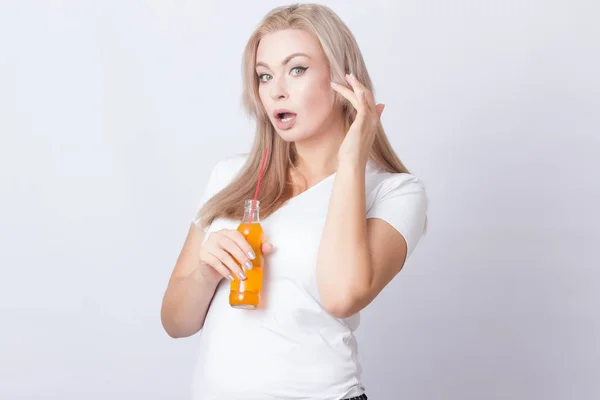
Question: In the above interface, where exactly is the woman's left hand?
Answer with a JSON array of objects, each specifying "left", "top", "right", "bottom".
[{"left": 331, "top": 73, "right": 385, "bottom": 165}]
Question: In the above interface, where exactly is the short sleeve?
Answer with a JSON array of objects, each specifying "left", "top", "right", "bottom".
[
  {"left": 191, "top": 162, "right": 221, "bottom": 228},
  {"left": 190, "top": 154, "right": 248, "bottom": 229},
  {"left": 366, "top": 174, "right": 429, "bottom": 259}
]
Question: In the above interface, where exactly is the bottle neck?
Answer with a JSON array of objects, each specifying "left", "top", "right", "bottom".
[{"left": 242, "top": 200, "right": 260, "bottom": 223}]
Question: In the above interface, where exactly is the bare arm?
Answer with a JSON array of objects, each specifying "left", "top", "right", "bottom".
[
  {"left": 316, "top": 162, "right": 410, "bottom": 318},
  {"left": 160, "top": 223, "right": 221, "bottom": 338},
  {"left": 161, "top": 222, "right": 274, "bottom": 338},
  {"left": 319, "top": 73, "right": 425, "bottom": 318}
]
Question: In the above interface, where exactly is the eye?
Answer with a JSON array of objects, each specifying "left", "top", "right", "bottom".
[
  {"left": 258, "top": 73, "right": 272, "bottom": 83},
  {"left": 257, "top": 67, "right": 308, "bottom": 84},
  {"left": 291, "top": 66, "right": 308, "bottom": 76}
]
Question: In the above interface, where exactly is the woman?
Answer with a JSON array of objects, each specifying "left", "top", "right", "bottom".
[{"left": 161, "top": 3, "right": 428, "bottom": 400}]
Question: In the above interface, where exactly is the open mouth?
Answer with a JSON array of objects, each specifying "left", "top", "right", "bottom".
[
  {"left": 273, "top": 111, "right": 297, "bottom": 130},
  {"left": 277, "top": 112, "right": 295, "bottom": 122}
]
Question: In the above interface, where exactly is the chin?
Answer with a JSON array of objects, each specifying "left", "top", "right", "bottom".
[{"left": 273, "top": 126, "right": 314, "bottom": 143}]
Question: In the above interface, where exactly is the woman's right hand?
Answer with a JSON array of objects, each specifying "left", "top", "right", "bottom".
[{"left": 198, "top": 229, "right": 274, "bottom": 283}]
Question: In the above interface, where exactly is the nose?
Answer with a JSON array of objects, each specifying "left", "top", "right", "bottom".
[{"left": 269, "top": 75, "right": 289, "bottom": 101}]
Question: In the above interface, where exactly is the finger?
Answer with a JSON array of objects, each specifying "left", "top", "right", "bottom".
[
  {"left": 261, "top": 242, "right": 274, "bottom": 254},
  {"left": 220, "top": 235, "right": 254, "bottom": 270},
  {"left": 349, "top": 85, "right": 369, "bottom": 122},
  {"left": 344, "top": 74, "right": 366, "bottom": 112},
  {"left": 345, "top": 74, "right": 376, "bottom": 114},
  {"left": 202, "top": 253, "right": 234, "bottom": 282},
  {"left": 212, "top": 248, "right": 246, "bottom": 280},
  {"left": 225, "top": 230, "right": 256, "bottom": 261},
  {"left": 358, "top": 85, "right": 369, "bottom": 113},
  {"left": 330, "top": 81, "right": 359, "bottom": 110},
  {"left": 376, "top": 103, "right": 385, "bottom": 118},
  {"left": 345, "top": 73, "right": 371, "bottom": 99}
]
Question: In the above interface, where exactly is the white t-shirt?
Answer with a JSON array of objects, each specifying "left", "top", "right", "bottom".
[{"left": 189, "top": 153, "right": 428, "bottom": 400}]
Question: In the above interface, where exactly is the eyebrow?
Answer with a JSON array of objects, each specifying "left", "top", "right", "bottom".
[{"left": 255, "top": 52, "right": 311, "bottom": 69}]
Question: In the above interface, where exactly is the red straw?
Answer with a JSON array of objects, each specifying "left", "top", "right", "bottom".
[{"left": 251, "top": 147, "right": 269, "bottom": 223}]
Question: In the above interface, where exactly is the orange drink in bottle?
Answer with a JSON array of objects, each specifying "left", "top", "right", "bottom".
[{"left": 229, "top": 199, "right": 264, "bottom": 309}]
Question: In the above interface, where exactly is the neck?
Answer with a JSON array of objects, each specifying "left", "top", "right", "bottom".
[{"left": 293, "top": 112, "right": 346, "bottom": 183}]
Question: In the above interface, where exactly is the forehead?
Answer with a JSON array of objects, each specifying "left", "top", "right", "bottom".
[{"left": 256, "top": 29, "right": 323, "bottom": 65}]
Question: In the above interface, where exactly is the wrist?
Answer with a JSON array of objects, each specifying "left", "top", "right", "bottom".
[
  {"left": 337, "top": 155, "right": 368, "bottom": 172},
  {"left": 192, "top": 264, "right": 222, "bottom": 287}
]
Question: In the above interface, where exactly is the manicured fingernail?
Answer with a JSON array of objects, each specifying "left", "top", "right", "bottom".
[
  {"left": 238, "top": 271, "right": 246, "bottom": 280},
  {"left": 330, "top": 81, "right": 337, "bottom": 87},
  {"left": 248, "top": 251, "right": 255, "bottom": 260},
  {"left": 245, "top": 260, "right": 253, "bottom": 270},
  {"left": 350, "top": 73, "right": 356, "bottom": 79},
  {"left": 228, "top": 274, "right": 234, "bottom": 281}
]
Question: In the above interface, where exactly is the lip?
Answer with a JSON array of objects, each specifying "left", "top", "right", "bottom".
[
  {"left": 272, "top": 109, "right": 297, "bottom": 130},
  {"left": 274, "top": 113, "right": 297, "bottom": 130},
  {"left": 272, "top": 108, "right": 296, "bottom": 118}
]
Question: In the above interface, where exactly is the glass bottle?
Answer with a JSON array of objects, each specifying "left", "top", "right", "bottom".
[{"left": 229, "top": 199, "right": 264, "bottom": 309}]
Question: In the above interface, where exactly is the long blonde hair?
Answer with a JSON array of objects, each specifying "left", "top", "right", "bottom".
[{"left": 197, "top": 3, "right": 412, "bottom": 228}]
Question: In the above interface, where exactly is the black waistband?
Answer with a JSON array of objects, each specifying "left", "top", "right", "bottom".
[{"left": 345, "top": 395, "right": 367, "bottom": 400}]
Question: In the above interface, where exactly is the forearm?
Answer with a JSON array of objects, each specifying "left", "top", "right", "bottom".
[
  {"left": 161, "top": 268, "right": 220, "bottom": 338},
  {"left": 316, "top": 160, "right": 373, "bottom": 316}
]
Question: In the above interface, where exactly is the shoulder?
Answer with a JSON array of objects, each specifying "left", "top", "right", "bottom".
[
  {"left": 205, "top": 153, "right": 249, "bottom": 191},
  {"left": 210, "top": 152, "right": 249, "bottom": 181},
  {"left": 365, "top": 162, "right": 429, "bottom": 257},
  {"left": 366, "top": 161, "right": 428, "bottom": 203},
  {"left": 195, "top": 153, "right": 249, "bottom": 211}
]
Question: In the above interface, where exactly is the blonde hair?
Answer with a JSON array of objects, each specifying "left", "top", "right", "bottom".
[{"left": 197, "top": 3, "right": 414, "bottom": 228}]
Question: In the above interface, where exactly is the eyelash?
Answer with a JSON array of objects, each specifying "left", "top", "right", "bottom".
[{"left": 257, "top": 66, "right": 308, "bottom": 83}]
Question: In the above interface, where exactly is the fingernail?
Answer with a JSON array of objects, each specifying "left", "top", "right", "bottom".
[
  {"left": 228, "top": 274, "right": 234, "bottom": 281},
  {"left": 238, "top": 271, "right": 246, "bottom": 280},
  {"left": 330, "top": 81, "right": 337, "bottom": 87},
  {"left": 350, "top": 73, "right": 356, "bottom": 80},
  {"left": 245, "top": 260, "right": 253, "bottom": 270},
  {"left": 248, "top": 251, "right": 255, "bottom": 260}
]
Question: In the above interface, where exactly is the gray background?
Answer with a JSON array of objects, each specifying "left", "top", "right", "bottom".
[{"left": 1, "top": 0, "right": 598, "bottom": 399}]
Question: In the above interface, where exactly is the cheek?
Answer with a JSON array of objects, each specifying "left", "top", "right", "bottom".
[
  {"left": 299, "top": 80, "right": 333, "bottom": 118},
  {"left": 258, "top": 86, "right": 271, "bottom": 117},
  {"left": 257, "top": 86, "right": 267, "bottom": 105}
]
